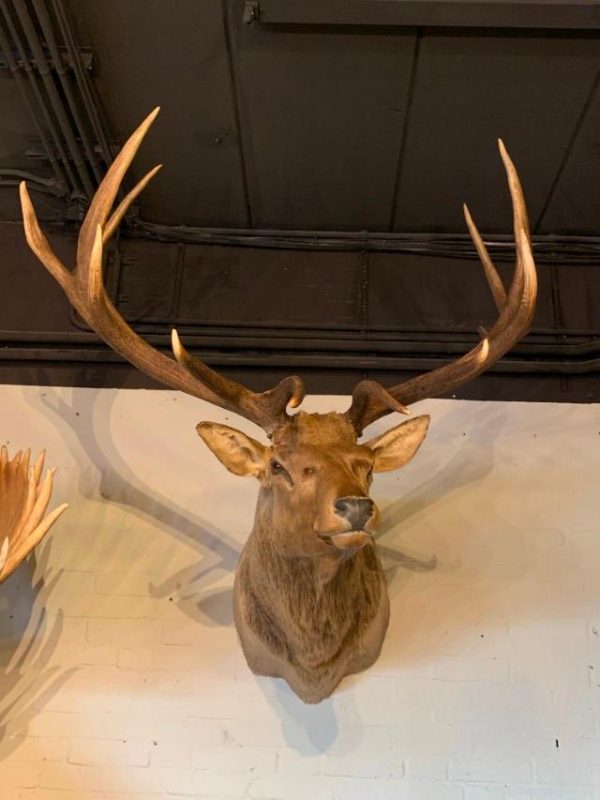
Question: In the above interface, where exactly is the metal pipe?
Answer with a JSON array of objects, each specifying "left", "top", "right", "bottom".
[
  {"left": 0, "top": 168, "right": 64, "bottom": 196},
  {"left": 13, "top": 0, "right": 93, "bottom": 197},
  {"left": 1, "top": 344, "right": 599, "bottom": 374},
  {"left": 31, "top": 0, "right": 102, "bottom": 183},
  {"left": 135, "top": 221, "right": 600, "bottom": 264},
  {"left": 0, "top": 179, "right": 63, "bottom": 196},
  {"left": 1, "top": 328, "right": 599, "bottom": 359},
  {"left": 51, "top": 0, "right": 112, "bottom": 167},
  {"left": 0, "top": 0, "right": 77, "bottom": 191},
  {"left": 0, "top": 8, "right": 67, "bottom": 191},
  {"left": 137, "top": 222, "right": 600, "bottom": 247}
]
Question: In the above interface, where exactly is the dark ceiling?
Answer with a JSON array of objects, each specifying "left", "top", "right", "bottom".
[{"left": 0, "top": 0, "right": 599, "bottom": 401}]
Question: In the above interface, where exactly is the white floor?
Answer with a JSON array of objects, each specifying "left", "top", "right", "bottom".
[{"left": 1, "top": 385, "right": 600, "bottom": 800}]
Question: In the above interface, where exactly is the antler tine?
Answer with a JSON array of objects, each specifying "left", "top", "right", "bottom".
[
  {"left": 463, "top": 203, "right": 507, "bottom": 313},
  {"left": 77, "top": 107, "right": 161, "bottom": 278},
  {"left": 346, "top": 140, "right": 537, "bottom": 435},
  {"left": 20, "top": 109, "right": 305, "bottom": 433},
  {"left": 0, "top": 537, "right": 8, "bottom": 573},
  {"left": 33, "top": 449, "right": 46, "bottom": 485},
  {"left": 484, "top": 140, "right": 536, "bottom": 342},
  {"left": 20, "top": 182, "right": 74, "bottom": 300},
  {"left": 103, "top": 164, "right": 163, "bottom": 245},
  {"left": 466, "top": 140, "right": 533, "bottom": 339},
  {"left": 171, "top": 330, "right": 305, "bottom": 433},
  {"left": 0, "top": 449, "right": 69, "bottom": 583}
]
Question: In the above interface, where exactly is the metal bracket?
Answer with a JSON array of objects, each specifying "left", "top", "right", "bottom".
[{"left": 243, "top": 1, "right": 261, "bottom": 25}]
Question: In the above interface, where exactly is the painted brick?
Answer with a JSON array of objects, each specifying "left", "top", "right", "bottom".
[
  {"left": 450, "top": 758, "right": 533, "bottom": 783},
  {"left": 464, "top": 787, "right": 507, "bottom": 800},
  {"left": 163, "top": 767, "right": 251, "bottom": 797},
  {"left": 249, "top": 774, "right": 344, "bottom": 800},
  {"left": 191, "top": 744, "right": 276, "bottom": 773},
  {"left": 381, "top": 779, "right": 464, "bottom": 800},
  {"left": 3, "top": 388, "right": 600, "bottom": 800},
  {"left": 0, "top": 736, "right": 70, "bottom": 763},
  {"left": 68, "top": 738, "right": 150, "bottom": 766},
  {"left": 86, "top": 618, "right": 162, "bottom": 647},
  {"left": 432, "top": 657, "right": 510, "bottom": 683},
  {"left": 534, "top": 757, "right": 599, "bottom": 785}
]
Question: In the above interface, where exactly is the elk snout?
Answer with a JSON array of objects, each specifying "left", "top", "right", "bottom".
[{"left": 334, "top": 497, "right": 374, "bottom": 530}]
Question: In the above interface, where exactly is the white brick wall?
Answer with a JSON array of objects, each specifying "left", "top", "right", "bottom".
[{"left": 1, "top": 385, "right": 600, "bottom": 799}]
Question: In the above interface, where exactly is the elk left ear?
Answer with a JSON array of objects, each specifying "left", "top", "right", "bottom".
[
  {"left": 196, "top": 422, "right": 268, "bottom": 479},
  {"left": 364, "top": 415, "right": 430, "bottom": 473}
]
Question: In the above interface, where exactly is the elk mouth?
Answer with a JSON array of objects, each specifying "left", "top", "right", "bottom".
[{"left": 317, "top": 529, "right": 372, "bottom": 552}]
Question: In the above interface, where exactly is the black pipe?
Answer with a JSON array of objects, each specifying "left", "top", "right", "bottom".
[
  {"left": 4, "top": 329, "right": 600, "bottom": 354},
  {"left": 1, "top": 344, "right": 599, "bottom": 374},
  {"left": 0, "top": 0, "right": 78, "bottom": 192},
  {"left": 12, "top": 0, "right": 93, "bottom": 198},
  {"left": 51, "top": 0, "right": 112, "bottom": 168},
  {"left": 0, "top": 323, "right": 600, "bottom": 358},
  {"left": 0, "top": 179, "right": 63, "bottom": 196},
  {"left": 135, "top": 221, "right": 600, "bottom": 264},
  {"left": 2, "top": 328, "right": 600, "bottom": 362},
  {"left": 0, "top": 9, "right": 67, "bottom": 192},
  {"left": 31, "top": 0, "right": 102, "bottom": 184},
  {"left": 136, "top": 225, "right": 600, "bottom": 246},
  {"left": 0, "top": 168, "right": 64, "bottom": 196}
]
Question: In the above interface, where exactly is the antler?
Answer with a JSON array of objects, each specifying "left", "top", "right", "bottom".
[
  {"left": 346, "top": 140, "right": 538, "bottom": 434},
  {"left": 20, "top": 108, "right": 304, "bottom": 435},
  {"left": 0, "top": 447, "right": 68, "bottom": 583}
]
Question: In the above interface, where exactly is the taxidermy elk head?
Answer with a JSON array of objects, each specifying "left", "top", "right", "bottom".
[
  {"left": 0, "top": 447, "right": 68, "bottom": 583},
  {"left": 20, "top": 109, "right": 537, "bottom": 702}
]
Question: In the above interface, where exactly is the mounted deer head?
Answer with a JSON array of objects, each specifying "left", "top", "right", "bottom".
[
  {"left": 20, "top": 109, "right": 537, "bottom": 702},
  {"left": 0, "top": 447, "right": 68, "bottom": 583}
]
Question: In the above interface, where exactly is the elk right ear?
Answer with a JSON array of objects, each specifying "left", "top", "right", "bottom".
[
  {"left": 196, "top": 422, "right": 268, "bottom": 479},
  {"left": 364, "top": 415, "right": 430, "bottom": 473}
]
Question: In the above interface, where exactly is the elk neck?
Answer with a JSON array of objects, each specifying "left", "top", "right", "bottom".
[{"left": 237, "top": 483, "right": 384, "bottom": 672}]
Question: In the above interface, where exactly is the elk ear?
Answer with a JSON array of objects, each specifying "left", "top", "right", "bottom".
[
  {"left": 196, "top": 422, "right": 268, "bottom": 479},
  {"left": 364, "top": 415, "right": 430, "bottom": 473}
]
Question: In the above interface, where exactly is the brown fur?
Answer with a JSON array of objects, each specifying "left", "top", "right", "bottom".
[{"left": 200, "top": 411, "right": 429, "bottom": 703}]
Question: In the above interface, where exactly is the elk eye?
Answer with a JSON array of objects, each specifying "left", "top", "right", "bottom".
[{"left": 270, "top": 459, "right": 285, "bottom": 475}]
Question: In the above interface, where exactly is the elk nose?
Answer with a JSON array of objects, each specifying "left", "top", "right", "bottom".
[{"left": 334, "top": 497, "right": 374, "bottom": 530}]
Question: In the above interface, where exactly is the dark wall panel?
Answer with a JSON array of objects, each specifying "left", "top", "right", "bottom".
[
  {"left": 117, "top": 241, "right": 180, "bottom": 321},
  {"left": 0, "top": 223, "right": 75, "bottom": 333},
  {"left": 0, "top": 74, "right": 61, "bottom": 221},
  {"left": 393, "top": 34, "right": 600, "bottom": 233},
  {"left": 556, "top": 264, "right": 600, "bottom": 333},
  {"left": 1, "top": 3, "right": 599, "bottom": 402},
  {"left": 368, "top": 253, "right": 556, "bottom": 332},
  {"left": 539, "top": 75, "right": 600, "bottom": 235},
  {"left": 231, "top": 4, "right": 416, "bottom": 230},
  {"left": 68, "top": 0, "right": 249, "bottom": 227},
  {"left": 177, "top": 247, "right": 363, "bottom": 327}
]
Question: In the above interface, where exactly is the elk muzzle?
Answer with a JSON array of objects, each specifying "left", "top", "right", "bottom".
[
  {"left": 334, "top": 496, "right": 374, "bottom": 530},
  {"left": 317, "top": 495, "right": 375, "bottom": 554}
]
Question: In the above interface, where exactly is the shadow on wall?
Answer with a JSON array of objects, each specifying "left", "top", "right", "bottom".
[
  {"left": 20, "top": 385, "right": 514, "bottom": 649},
  {"left": 0, "top": 546, "right": 76, "bottom": 755},
  {"left": 266, "top": 679, "right": 340, "bottom": 751},
  {"left": 21, "top": 385, "right": 486, "bottom": 633},
  {"left": 374, "top": 401, "right": 600, "bottom": 677},
  {"left": 377, "top": 404, "right": 507, "bottom": 583},
  {"left": 22, "top": 381, "right": 241, "bottom": 628},
  {"left": 12, "top": 386, "right": 600, "bottom": 753},
  {"left": 377, "top": 406, "right": 510, "bottom": 666}
]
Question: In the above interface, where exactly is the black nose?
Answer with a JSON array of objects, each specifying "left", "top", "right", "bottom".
[{"left": 334, "top": 497, "right": 374, "bottom": 529}]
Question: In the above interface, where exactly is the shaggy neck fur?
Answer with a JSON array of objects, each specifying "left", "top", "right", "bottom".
[{"left": 238, "top": 492, "right": 383, "bottom": 681}]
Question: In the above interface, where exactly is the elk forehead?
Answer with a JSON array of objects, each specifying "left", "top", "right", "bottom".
[{"left": 271, "top": 411, "right": 359, "bottom": 452}]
